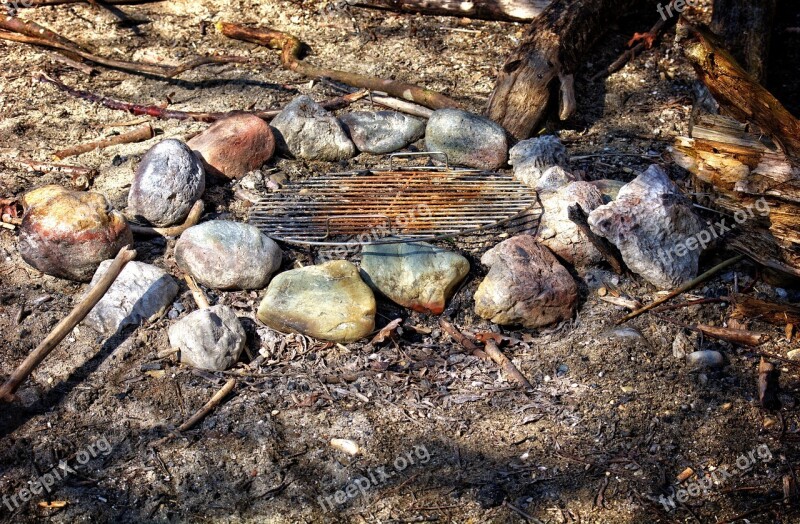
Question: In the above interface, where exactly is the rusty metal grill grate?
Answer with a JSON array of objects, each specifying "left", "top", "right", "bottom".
[{"left": 249, "top": 154, "right": 541, "bottom": 246}]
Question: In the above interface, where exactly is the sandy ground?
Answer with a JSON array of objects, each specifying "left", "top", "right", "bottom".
[{"left": 1, "top": 1, "right": 800, "bottom": 523}]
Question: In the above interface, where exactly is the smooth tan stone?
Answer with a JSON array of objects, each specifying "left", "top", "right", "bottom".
[{"left": 257, "top": 261, "right": 375, "bottom": 343}]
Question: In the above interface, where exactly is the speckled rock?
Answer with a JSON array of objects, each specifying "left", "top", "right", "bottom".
[
  {"left": 533, "top": 166, "right": 575, "bottom": 193},
  {"left": 425, "top": 109, "right": 507, "bottom": 169},
  {"left": 257, "top": 261, "right": 375, "bottom": 342},
  {"left": 18, "top": 185, "right": 132, "bottom": 281},
  {"left": 339, "top": 111, "right": 425, "bottom": 154},
  {"left": 84, "top": 260, "right": 179, "bottom": 335},
  {"left": 270, "top": 96, "right": 356, "bottom": 161},
  {"left": 474, "top": 235, "right": 577, "bottom": 328},
  {"left": 588, "top": 165, "right": 704, "bottom": 289},
  {"left": 187, "top": 113, "right": 275, "bottom": 179},
  {"left": 128, "top": 139, "right": 205, "bottom": 227},
  {"left": 535, "top": 182, "right": 606, "bottom": 267},
  {"left": 509, "top": 135, "right": 569, "bottom": 188},
  {"left": 360, "top": 241, "right": 469, "bottom": 314},
  {"left": 168, "top": 305, "right": 246, "bottom": 371},
  {"left": 175, "top": 221, "right": 282, "bottom": 290}
]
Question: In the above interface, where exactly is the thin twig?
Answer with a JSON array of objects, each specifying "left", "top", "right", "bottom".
[
  {"left": 0, "top": 246, "right": 137, "bottom": 402},
  {"left": 484, "top": 339, "right": 533, "bottom": 390},
  {"left": 177, "top": 378, "right": 236, "bottom": 432},
  {"left": 183, "top": 274, "right": 210, "bottom": 309},
  {"left": 36, "top": 73, "right": 368, "bottom": 122},
  {"left": 54, "top": 122, "right": 153, "bottom": 159},
  {"left": 617, "top": 254, "right": 745, "bottom": 324},
  {"left": 216, "top": 21, "right": 459, "bottom": 110},
  {"left": 128, "top": 200, "right": 203, "bottom": 237},
  {"left": 590, "top": 4, "right": 675, "bottom": 81},
  {"left": 0, "top": 18, "right": 247, "bottom": 77}
]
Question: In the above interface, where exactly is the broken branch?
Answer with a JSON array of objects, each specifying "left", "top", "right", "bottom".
[
  {"left": 0, "top": 246, "right": 136, "bottom": 402},
  {"left": 216, "top": 21, "right": 459, "bottom": 110},
  {"left": 177, "top": 378, "right": 236, "bottom": 432},
  {"left": 129, "top": 199, "right": 203, "bottom": 237},
  {"left": 483, "top": 339, "right": 533, "bottom": 390},
  {"left": 617, "top": 254, "right": 745, "bottom": 324},
  {"left": 37, "top": 73, "right": 367, "bottom": 122},
  {"left": 54, "top": 122, "right": 153, "bottom": 160}
]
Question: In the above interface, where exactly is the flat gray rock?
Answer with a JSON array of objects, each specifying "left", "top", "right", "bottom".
[
  {"left": 339, "top": 111, "right": 425, "bottom": 154},
  {"left": 175, "top": 220, "right": 282, "bottom": 290},
  {"left": 168, "top": 305, "right": 246, "bottom": 371},
  {"left": 270, "top": 96, "right": 356, "bottom": 161},
  {"left": 509, "top": 135, "right": 569, "bottom": 188},
  {"left": 535, "top": 182, "right": 606, "bottom": 268},
  {"left": 588, "top": 165, "right": 704, "bottom": 289},
  {"left": 128, "top": 139, "right": 205, "bottom": 227},
  {"left": 360, "top": 241, "right": 469, "bottom": 315},
  {"left": 425, "top": 109, "right": 507, "bottom": 169},
  {"left": 84, "top": 260, "right": 179, "bottom": 335},
  {"left": 474, "top": 235, "right": 577, "bottom": 328},
  {"left": 257, "top": 261, "right": 375, "bottom": 343}
]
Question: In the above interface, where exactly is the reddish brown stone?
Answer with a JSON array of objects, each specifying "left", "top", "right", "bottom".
[
  {"left": 188, "top": 114, "right": 275, "bottom": 179},
  {"left": 18, "top": 185, "right": 132, "bottom": 282}
]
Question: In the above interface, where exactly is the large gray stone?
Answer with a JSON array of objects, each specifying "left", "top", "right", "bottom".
[
  {"left": 257, "top": 261, "right": 375, "bottom": 343},
  {"left": 128, "top": 139, "right": 205, "bottom": 227},
  {"left": 360, "top": 241, "right": 469, "bottom": 315},
  {"left": 168, "top": 305, "right": 246, "bottom": 371},
  {"left": 84, "top": 261, "right": 179, "bottom": 335},
  {"left": 588, "top": 165, "right": 704, "bottom": 289},
  {"left": 175, "top": 220, "right": 282, "bottom": 290},
  {"left": 425, "top": 109, "right": 507, "bottom": 169},
  {"left": 270, "top": 96, "right": 356, "bottom": 161},
  {"left": 509, "top": 135, "right": 569, "bottom": 189},
  {"left": 535, "top": 182, "right": 606, "bottom": 268},
  {"left": 339, "top": 111, "right": 425, "bottom": 154},
  {"left": 474, "top": 235, "right": 577, "bottom": 328}
]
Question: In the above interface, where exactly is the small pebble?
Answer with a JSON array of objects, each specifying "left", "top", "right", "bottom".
[{"left": 686, "top": 350, "right": 724, "bottom": 369}]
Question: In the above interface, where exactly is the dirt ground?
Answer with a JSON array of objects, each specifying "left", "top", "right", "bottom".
[{"left": 1, "top": 0, "right": 800, "bottom": 522}]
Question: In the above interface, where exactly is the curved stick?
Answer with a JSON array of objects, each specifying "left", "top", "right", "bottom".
[
  {"left": 0, "top": 246, "right": 137, "bottom": 402},
  {"left": 216, "top": 21, "right": 460, "bottom": 111},
  {"left": 129, "top": 200, "right": 204, "bottom": 237}
]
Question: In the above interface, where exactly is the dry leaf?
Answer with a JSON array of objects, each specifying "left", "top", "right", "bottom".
[{"left": 371, "top": 318, "right": 402, "bottom": 345}]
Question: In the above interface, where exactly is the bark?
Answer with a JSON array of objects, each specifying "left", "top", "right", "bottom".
[
  {"left": 711, "top": 0, "right": 776, "bottom": 83},
  {"left": 672, "top": 24, "right": 800, "bottom": 277},
  {"left": 347, "top": 0, "right": 550, "bottom": 23},
  {"left": 485, "top": 0, "right": 641, "bottom": 140}
]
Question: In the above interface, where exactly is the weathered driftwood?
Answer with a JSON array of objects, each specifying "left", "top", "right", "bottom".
[
  {"left": 485, "top": 0, "right": 644, "bottom": 139},
  {"left": 711, "top": 0, "right": 776, "bottom": 83},
  {"left": 672, "top": 25, "right": 800, "bottom": 277},
  {"left": 347, "top": 0, "right": 550, "bottom": 23}
]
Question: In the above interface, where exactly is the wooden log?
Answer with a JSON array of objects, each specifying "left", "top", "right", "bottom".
[
  {"left": 671, "top": 117, "right": 800, "bottom": 277},
  {"left": 671, "top": 24, "right": 800, "bottom": 277},
  {"left": 485, "top": 0, "right": 645, "bottom": 140},
  {"left": 347, "top": 0, "right": 550, "bottom": 23},
  {"left": 681, "top": 23, "right": 800, "bottom": 158},
  {"left": 711, "top": 0, "right": 776, "bottom": 83}
]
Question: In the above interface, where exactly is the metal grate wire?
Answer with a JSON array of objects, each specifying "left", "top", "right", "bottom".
[{"left": 249, "top": 155, "right": 541, "bottom": 246}]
